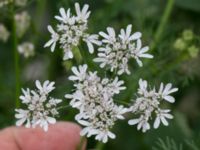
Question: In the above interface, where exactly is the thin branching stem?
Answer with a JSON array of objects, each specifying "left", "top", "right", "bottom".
[
  {"left": 12, "top": 2, "right": 20, "bottom": 108},
  {"left": 151, "top": 0, "right": 175, "bottom": 51},
  {"left": 77, "top": 136, "right": 86, "bottom": 150},
  {"left": 95, "top": 141, "right": 104, "bottom": 150}
]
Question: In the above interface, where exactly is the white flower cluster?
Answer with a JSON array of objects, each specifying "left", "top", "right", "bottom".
[
  {"left": 15, "top": 11, "right": 31, "bottom": 38},
  {"left": 0, "top": 24, "right": 10, "bottom": 42},
  {"left": 65, "top": 64, "right": 128, "bottom": 143},
  {"left": 18, "top": 42, "right": 35, "bottom": 58},
  {"left": 128, "top": 79, "right": 178, "bottom": 132},
  {"left": 44, "top": 3, "right": 101, "bottom": 60},
  {"left": 94, "top": 25, "right": 153, "bottom": 75},
  {"left": 15, "top": 80, "right": 62, "bottom": 131},
  {"left": 12, "top": 2, "right": 179, "bottom": 144}
]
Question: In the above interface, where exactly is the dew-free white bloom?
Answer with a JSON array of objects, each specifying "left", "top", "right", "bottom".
[
  {"left": 44, "top": 25, "right": 59, "bottom": 52},
  {"left": 65, "top": 64, "right": 127, "bottom": 143},
  {"left": 158, "top": 83, "right": 178, "bottom": 103},
  {"left": 18, "top": 42, "right": 35, "bottom": 58},
  {"left": 94, "top": 24, "right": 153, "bottom": 75},
  {"left": 15, "top": 80, "right": 62, "bottom": 131},
  {"left": 0, "top": 24, "right": 10, "bottom": 42},
  {"left": 15, "top": 11, "right": 31, "bottom": 38},
  {"left": 154, "top": 109, "right": 173, "bottom": 129},
  {"left": 44, "top": 3, "right": 101, "bottom": 60},
  {"left": 128, "top": 79, "right": 178, "bottom": 132}
]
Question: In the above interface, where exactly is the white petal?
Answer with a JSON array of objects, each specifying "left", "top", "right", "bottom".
[
  {"left": 164, "top": 95, "right": 175, "bottom": 103},
  {"left": 153, "top": 117, "right": 160, "bottom": 129},
  {"left": 128, "top": 119, "right": 140, "bottom": 125}
]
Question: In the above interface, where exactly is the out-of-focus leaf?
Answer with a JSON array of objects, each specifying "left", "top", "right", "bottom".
[{"left": 175, "top": 0, "right": 200, "bottom": 12}]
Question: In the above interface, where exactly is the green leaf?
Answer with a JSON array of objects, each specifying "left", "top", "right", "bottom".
[{"left": 175, "top": 0, "right": 200, "bottom": 12}]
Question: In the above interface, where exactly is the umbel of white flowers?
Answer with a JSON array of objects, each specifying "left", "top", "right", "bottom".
[
  {"left": 15, "top": 80, "right": 62, "bottom": 131},
  {"left": 94, "top": 25, "right": 153, "bottom": 75},
  {"left": 65, "top": 64, "right": 128, "bottom": 143},
  {"left": 44, "top": 3, "right": 101, "bottom": 60},
  {"left": 128, "top": 79, "right": 178, "bottom": 132},
  {"left": 15, "top": 2, "right": 179, "bottom": 144}
]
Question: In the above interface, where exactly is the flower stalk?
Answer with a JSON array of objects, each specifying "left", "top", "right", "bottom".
[
  {"left": 95, "top": 141, "right": 104, "bottom": 150},
  {"left": 12, "top": 2, "right": 20, "bottom": 108},
  {"left": 77, "top": 136, "right": 86, "bottom": 150},
  {"left": 151, "top": 0, "right": 175, "bottom": 51}
]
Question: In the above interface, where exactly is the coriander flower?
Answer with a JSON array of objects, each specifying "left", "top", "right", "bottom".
[
  {"left": 94, "top": 24, "right": 153, "bottom": 75},
  {"left": 18, "top": 42, "right": 35, "bottom": 58},
  {"left": 128, "top": 79, "right": 178, "bottom": 132},
  {"left": 15, "top": 80, "right": 62, "bottom": 131},
  {"left": 44, "top": 25, "right": 59, "bottom": 52},
  {"left": 158, "top": 83, "right": 178, "bottom": 103},
  {"left": 154, "top": 109, "right": 173, "bottom": 129},
  {"left": 44, "top": 3, "right": 101, "bottom": 60},
  {"left": 65, "top": 64, "right": 128, "bottom": 143}
]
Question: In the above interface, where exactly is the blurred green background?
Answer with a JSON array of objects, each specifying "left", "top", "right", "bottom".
[{"left": 0, "top": 0, "right": 200, "bottom": 149}]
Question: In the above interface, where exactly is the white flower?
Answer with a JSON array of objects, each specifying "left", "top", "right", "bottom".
[
  {"left": 158, "top": 83, "right": 178, "bottom": 103},
  {"left": 138, "top": 78, "right": 148, "bottom": 95},
  {"left": 44, "top": 25, "right": 59, "bottom": 52},
  {"left": 19, "top": 88, "right": 31, "bottom": 103},
  {"left": 119, "top": 24, "right": 141, "bottom": 43},
  {"left": 95, "top": 130, "right": 116, "bottom": 143},
  {"left": 18, "top": 42, "right": 35, "bottom": 58},
  {"left": 0, "top": 24, "right": 10, "bottom": 42},
  {"left": 55, "top": 8, "right": 73, "bottom": 24},
  {"left": 128, "top": 115, "right": 150, "bottom": 132},
  {"left": 35, "top": 80, "right": 55, "bottom": 95},
  {"left": 65, "top": 64, "right": 127, "bottom": 143},
  {"left": 75, "top": 3, "right": 91, "bottom": 23},
  {"left": 94, "top": 25, "right": 153, "bottom": 75},
  {"left": 34, "top": 116, "right": 56, "bottom": 132},
  {"left": 154, "top": 109, "right": 173, "bottom": 129},
  {"left": 44, "top": 3, "right": 101, "bottom": 60},
  {"left": 15, "top": 80, "right": 62, "bottom": 131},
  {"left": 68, "top": 64, "right": 88, "bottom": 81},
  {"left": 108, "top": 77, "right": 126, "bottom": 94},
  {"left": 83, "top": 34, "right": 102, "bottom": 53},
  {"left": 99, "top": 27, "right": 116, "bottom": 44},
  {"left": 15, "top": 11, "right": 30, "bottom": 38},
  {"left": 131, "top": 39, "right": 153, "bottom": 67},
  {"left": 128, "top": 79, "right": 178, "bottom": 132},
  {"left": 15, "top": 109, "right": 31, "bottom": 128}
]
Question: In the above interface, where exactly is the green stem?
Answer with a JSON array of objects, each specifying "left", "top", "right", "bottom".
[
  {"left": 12, "top": 2, "right": 20, "bottom": 108},
  {"left": 114, "top": 99, "right": 130, "bottom": 106},
  {"left": 95, "top": 142, "right": 104, "bottom": 150},
  {"left": 57, "top": 105, "right": 70, "bottom": 110},
  {"left": 151, "top": 0, "right": 174, "bottom": 51},
  {"left": 77, "top": 136, "right": 86, "bottom": 150}
]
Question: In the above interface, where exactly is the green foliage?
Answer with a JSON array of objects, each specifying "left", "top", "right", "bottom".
[
  {"left": 175, "top": 0, "right": 200, "bottom": 12},
  {"left": 152, "top": 137, "right": 183, "bottom": 150}
]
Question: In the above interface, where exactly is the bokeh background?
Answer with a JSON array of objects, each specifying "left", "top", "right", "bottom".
[{"left": 0, "top": 0, "right": 200, "bottom": 149}]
